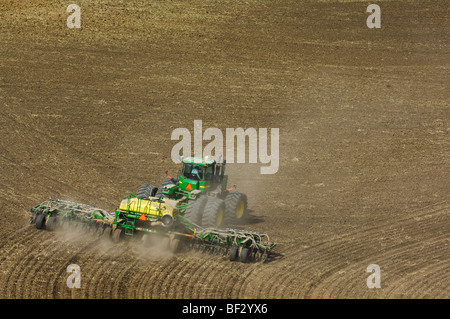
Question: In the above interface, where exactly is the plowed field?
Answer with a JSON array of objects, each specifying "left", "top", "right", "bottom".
[{"left": 0, "top": 0, "right": 448, "bottom": 298}]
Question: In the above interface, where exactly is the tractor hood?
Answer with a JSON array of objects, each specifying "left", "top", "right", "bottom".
[{"left": 178, "top": 176, "right": 199, "bottom": 191}]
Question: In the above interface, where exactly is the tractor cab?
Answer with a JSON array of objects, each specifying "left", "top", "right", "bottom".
[{"left": 177, "top": 156, "right": 226, "bottom": 193}]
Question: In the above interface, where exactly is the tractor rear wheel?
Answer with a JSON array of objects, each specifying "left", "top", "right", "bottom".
[
  {"left": 136, "top": 184, "right": 158, "bottom": 200},
  {"left": 154, "top": 177, "right": 177, "bottom": 198},
  {"left": 201, "top": 197, "right": 226, "bottom": 227},
  {"left": 224, "top": 192, "right": 248, "bottom": 224},
  {"left": 184, "top": 195, "right": 208, "bottom": 224}
]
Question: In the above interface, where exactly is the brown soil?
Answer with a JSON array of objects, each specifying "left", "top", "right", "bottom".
[{"left": 0, "top": 0, "right": 448, "bottom": 298}]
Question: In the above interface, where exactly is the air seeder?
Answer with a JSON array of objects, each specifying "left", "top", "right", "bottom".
[{"left": 30, "top": 157, "right": 276, "bottom": 263}]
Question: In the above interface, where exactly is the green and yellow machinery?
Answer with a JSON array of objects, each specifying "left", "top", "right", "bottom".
[
  {"left": 136, "top": 156, "right": 248, "bottom": 228},
  {"left": 30, "top": 194, "right": 276, "bottom": 263},
  {"left": 29, "top": 156, "right": 276, "bottom": 263}
]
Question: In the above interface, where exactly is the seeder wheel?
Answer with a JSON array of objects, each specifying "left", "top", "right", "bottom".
[
  {"left": 169, "top": 234, "right": 181, "bottom": 253},
  {"left": 229, "top": 246, "right": 239, "bottom": 261},
  {"left": 112, "top": 228, "right": 123, "bottom": 243},
  {"left": 60, "top": 216, "right": 70, "bottom": 230},
  {"left": 46, "top": 216, "right": 57, "bottom": 231},
  {"left": 160, "top": 236, "right": 170, "bottom": 250},
  {"left": 102, "top": 226, "right": 112, "bottom": 240},
  {"left": 241, "top": 247, "right": 257, "bottom": 263},
  {"left": 35, "top": 214, "right": 46, "bottom": 230},
  {"left": 91, "top": 221, "right": 103, "bottom": 235}
]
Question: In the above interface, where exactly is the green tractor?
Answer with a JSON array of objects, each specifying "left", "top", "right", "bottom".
[{"left": 136, "top": 156, "right": 248, "bottom": 228}]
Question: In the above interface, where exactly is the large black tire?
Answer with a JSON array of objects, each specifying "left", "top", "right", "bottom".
[
  {"left": 229, "top": 246, "right": 239, "bottom": 261},
  {"left": 224, "top": 191, "right": 248, "bottom": 224},
  {"left": 201, "top": 197, "right": 226, "bottom": 227},
  {"left": 46, "top": 216, "right": 57, "bottom": 231},
  {"left": 184, "top": 195, "right": 208, "bottom": 225},
  {"left": 35, "top": 214, "right": 46, "bottom": 229},
  {"left": 154, "top": 177, "right": 177, "bottom": 198},
  {"left": 240, "top": 247, "right": 251, "bottom": 263},
  {"left": 136, "top": 183, "right": 158, "bottom": 199}
]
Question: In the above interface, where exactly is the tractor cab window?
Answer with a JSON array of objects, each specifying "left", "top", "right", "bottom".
[
  {"left": 182, "top": 163, "right": 204, "bottom": 181},
  {"left": 205, "top": 164, "right": 215, "bottom": 181}
]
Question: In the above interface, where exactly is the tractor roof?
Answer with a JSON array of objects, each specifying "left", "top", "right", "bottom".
[{"left": 182, "top": 156, "right": 216, "bottom": 165}]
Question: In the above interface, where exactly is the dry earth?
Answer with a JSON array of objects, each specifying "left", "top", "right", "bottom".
[{"left": 0, "top": 0, "right": 448, "bottom": 298}]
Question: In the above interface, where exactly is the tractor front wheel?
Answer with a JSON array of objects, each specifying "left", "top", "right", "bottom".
[{"left": 184, "top": 195, "right": 208, "bottom": 224}]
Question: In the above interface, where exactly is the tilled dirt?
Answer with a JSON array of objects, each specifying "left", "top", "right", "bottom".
[{"left": 0, "top": 0, "right": 448, "bottom": 298}]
